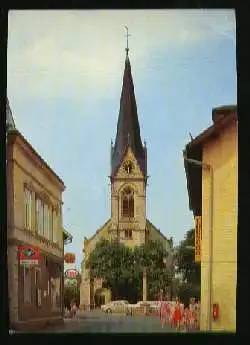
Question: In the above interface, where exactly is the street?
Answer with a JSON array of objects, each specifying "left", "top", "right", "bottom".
[{"left": 42, "top": 310, "right": 176, "bottom": 333}]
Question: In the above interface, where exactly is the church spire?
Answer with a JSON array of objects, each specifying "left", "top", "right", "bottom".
[
  {"left": 125, "top": 26, "right": 130, "bottom": 58},
  {"left": 111, "top": 35, "right": 146, "bottom": 178}
]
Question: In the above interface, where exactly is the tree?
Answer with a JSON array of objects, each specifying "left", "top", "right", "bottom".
[
  {"left": 86, "top": 238, "right": 173, "bottom": 302},
  {"left": 177, "top": 228, "right": 200, "bottom": 284},
  {"left": 175, "top": 228, "right": 201, "bottom": 303},
  {"left": 64, "top": 279, "right": 80, "bottom": 308},
  {"left": 133, "top": 240, "right": 173, "bottom": 299},
  {"left": 86, "top": 239, "right": 138, "bottom": 301}
]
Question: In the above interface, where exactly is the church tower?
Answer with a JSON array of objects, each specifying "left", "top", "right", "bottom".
[
  {"left": 80, "top": 40, "right": 169, "bottom": 309},
  {"left": 109, "top": 49, "right": 148, "bottom": 246}
]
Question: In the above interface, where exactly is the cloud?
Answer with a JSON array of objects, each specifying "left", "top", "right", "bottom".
[{"left": 7, "top": 9, "right": 235, "bottom": 103}]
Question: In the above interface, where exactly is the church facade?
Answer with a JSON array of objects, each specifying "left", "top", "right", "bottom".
[{"left": 80, "top": 51, "right": 170, "bottom": 308}]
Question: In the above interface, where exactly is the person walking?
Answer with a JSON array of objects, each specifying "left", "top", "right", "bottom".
[
  {"left": 173, "top": 297, "right": 182, "bottom": 331},
  {"left": 189, "top": 297, "right": 196, "bottom": 331},
  {"left": 70, "top": 299, "right": 77, "bottom": 319}
]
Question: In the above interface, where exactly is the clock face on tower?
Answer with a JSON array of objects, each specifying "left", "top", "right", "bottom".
[{"left": 123, "top": 160, "right": 134, "bottom": 174}]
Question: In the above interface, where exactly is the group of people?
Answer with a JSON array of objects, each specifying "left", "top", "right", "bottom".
[{"left": 159, "top": 296, "right": 200, "bottom": 332}]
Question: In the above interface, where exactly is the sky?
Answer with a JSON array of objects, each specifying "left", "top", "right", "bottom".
[{"left": 7, "top": 10, "right": 236, "bottom": 270}]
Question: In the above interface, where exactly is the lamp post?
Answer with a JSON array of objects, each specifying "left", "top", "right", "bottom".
[{"left": 183, "top": 152, "right": 214, "bottom": 331}]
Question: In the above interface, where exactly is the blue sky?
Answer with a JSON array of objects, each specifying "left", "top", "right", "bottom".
[{"left": 7, "top": 10, "right": 236, "bottom": 269}]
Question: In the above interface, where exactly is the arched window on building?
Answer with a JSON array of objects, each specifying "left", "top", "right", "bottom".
[{"left": 121, "top": 187, "right": 134, "bottom": 218}]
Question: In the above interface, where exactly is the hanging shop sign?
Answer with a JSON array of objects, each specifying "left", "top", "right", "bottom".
[
  {"left": 195, "top": 216, "right": 202, "bottom": 262},
  {"left": 65, "top": 269, "right": 79, "bottom": 279},
  {"left": 19, "top": 245, "right": 40, "bottom": 265},
  {"left": 64, "top": 252, "right": 76, "bottom": 264}
]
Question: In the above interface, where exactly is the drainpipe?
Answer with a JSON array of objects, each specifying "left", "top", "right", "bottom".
[{"left": 183, "top": 152, "right": 213, "bottom": 331}]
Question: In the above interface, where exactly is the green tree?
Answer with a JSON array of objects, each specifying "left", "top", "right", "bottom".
[
  {"left": 64, "top": 279, "right": 80, "bottom": 308},
  {"left": 86, "top": 238, "right": 173, "bottom": 302},
  {"left": 177, "top": 228, "right": 200, "bottom": 284},
  {"left": 133, "top": 240, "right": 173, "bottom": 299},
  {"left": 175, "top": 228, "right": 201, "bottom": 303}
]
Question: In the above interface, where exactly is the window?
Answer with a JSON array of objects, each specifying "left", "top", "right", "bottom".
[
  {"left": 36, "top": 198, "right": 43, "bottom": 236},
  {"left": 24, "top": 187, "right": 32, "bottom": 230},
  {"left": 36, "top": 197, "right": 53, "bottom": 240},
  {"left": 121, "top": 187, "right": 134, "bottom": 218},
  {"left": 44, "top": 204, "right": 48, "bottom": 239},
  {"left": 52, "top": 210, "right": 57, "bottom": 243},
  {"left": 48, "top": 208, "right": 52, "bottom": 242},
  {"left": 125, "top": 229, "right": 133, "bottom": 239},
  {"left": 23, "top": 266, "right": 32, "bottom": 304}
]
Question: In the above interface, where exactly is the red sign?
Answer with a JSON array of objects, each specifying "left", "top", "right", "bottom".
[
  {"left": 65, "top": 269, "right": 78, "bottom": 279},
  {"left": 19, "top": 245, "right": 40, "bottom": 265},
  {"left": 64, "top": 253, "right": 76, "bottom": 264}
]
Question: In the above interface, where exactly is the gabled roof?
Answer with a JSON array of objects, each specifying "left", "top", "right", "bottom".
[
  {"left": 146, "top": 219, "right": 168, "bottom": 241},
  {"left": 7, "top": 129, "right": 65, "bottom": 190},
  {"left": 111, "top": 54, "right": 146, "bottom": 178},
  {"left": 183, "top": 105, "right": 237, "bottom": 217},
  {"left": 6, "top": 98, "right": 16, "bottom": 132}
]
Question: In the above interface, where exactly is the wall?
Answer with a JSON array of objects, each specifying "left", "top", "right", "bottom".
[{"left": 201, "top": 121, "right": 237, "bottom": 331}]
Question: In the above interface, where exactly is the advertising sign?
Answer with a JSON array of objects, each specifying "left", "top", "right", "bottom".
[
  {"left": 19, "top": 245, "right": 40, "bottom": 265},
  {"left": 195, "top": 216, "right": 202, "bottom": 262},
  {"left": 65, "top": 269, "right": 79, "bottom": 279},
  {"left": 64, "top": 252, "right": 76, "bottom": 264}
]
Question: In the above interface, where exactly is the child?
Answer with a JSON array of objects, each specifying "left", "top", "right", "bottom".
[
  {"left": 160, "top": 297, "right": 168, "bottom": 328},
  {"left": 173, "top": 298, "right": 182, "bottom": 331}
]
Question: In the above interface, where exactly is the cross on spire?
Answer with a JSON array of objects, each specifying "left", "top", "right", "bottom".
[{"left": 124, "top": 26, "right": 131, "bottom": 56}]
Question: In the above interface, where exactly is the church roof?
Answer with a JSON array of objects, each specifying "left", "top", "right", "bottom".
[{"left": 111, "top": 54, "right": 146, "bottom": 177}]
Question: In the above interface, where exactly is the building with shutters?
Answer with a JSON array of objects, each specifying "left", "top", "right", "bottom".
[{"left": 6, "top": 99, "right": 72, "bottom": 331}]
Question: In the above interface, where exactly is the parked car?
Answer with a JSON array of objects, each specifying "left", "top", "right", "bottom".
[{"left": 101, "top": 300, "right": 129, "bottom": 314}]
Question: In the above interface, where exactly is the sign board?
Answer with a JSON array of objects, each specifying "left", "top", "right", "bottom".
[
  {"left": 19, "top": 245, "right": 40, "bottom": 265},
  {"left": 195, "top": 216, "right": 202, "bottom": 262},
  {"left": 65, "top": 269, "right": 79, "bottom": 279},
  {"left": 64, "top": 252, "right": 76, "bottom": 264}
]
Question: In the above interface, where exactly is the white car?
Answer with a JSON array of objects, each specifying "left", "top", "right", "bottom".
[{"left": 101, "top": 300, "right": 129, "bottom": 314}]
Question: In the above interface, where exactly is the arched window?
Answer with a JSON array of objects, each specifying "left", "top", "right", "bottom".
[{"left": 121, "top": 187, "right": 134, "bottom": 218}]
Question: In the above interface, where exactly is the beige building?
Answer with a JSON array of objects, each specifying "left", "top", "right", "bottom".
[
  {"left": 80, "top": 51, "right": 170, "bottom": 308},
  {"left": 6, "top": 99, "right": 71, "bottom": 331},
  {"left": 184, "top": 105, "right": 237, "bottom": 331}
]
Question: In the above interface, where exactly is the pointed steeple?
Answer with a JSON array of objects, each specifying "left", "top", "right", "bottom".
[{"left": 111, "top": 52, "right": 146, "bottom": 178}]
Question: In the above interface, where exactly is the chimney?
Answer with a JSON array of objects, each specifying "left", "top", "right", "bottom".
[{"left": 212, "top": 105, "right": 237, "bottom": 123}]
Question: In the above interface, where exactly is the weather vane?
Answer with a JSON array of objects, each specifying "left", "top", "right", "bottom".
[{"left": 124, "top": 26, "right": 131, "bottom": 55}]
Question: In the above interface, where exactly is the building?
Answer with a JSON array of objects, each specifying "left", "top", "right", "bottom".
[
  {"left": 80, "top": 49, "right": 170, "bottom": 308},
  {"left": 183, "top": 105, "right": 237, "bottom": 331},
  {"left": 6, "top": 99, "right": 72, "bottom": 331}
]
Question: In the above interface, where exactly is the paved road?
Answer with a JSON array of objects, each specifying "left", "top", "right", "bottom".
[{"left": 43, "top": 310, "right": 176, "bottom": 333}]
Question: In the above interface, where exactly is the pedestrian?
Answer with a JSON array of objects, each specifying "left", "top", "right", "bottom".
[
  {"left": 173, "top": 297, "right": 182, "bottom": 331},
  {"left": 183, "top": 307, "right": 189, "bottom": 332},
  {"left": 70, "top": 299, "right": 77, "bottom": 319},
  {"left": 189, "top": 298, "right": 196, "bottom": 331},
  {"left": 160, "top": 295, "right": 170, "bottom": 328}
]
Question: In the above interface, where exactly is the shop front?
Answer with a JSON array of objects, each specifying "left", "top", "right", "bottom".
[{"left": 18, "top": 248, "right": 63, "bottom": 324}]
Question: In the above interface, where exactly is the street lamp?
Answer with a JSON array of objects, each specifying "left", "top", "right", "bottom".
[{"left": 183, "top": 151, "right": 214, "bottom": 331}]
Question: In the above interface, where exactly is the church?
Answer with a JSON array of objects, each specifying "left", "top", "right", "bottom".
[{"left": 80, "top": 47, "right": 170, "bottom": 308}]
